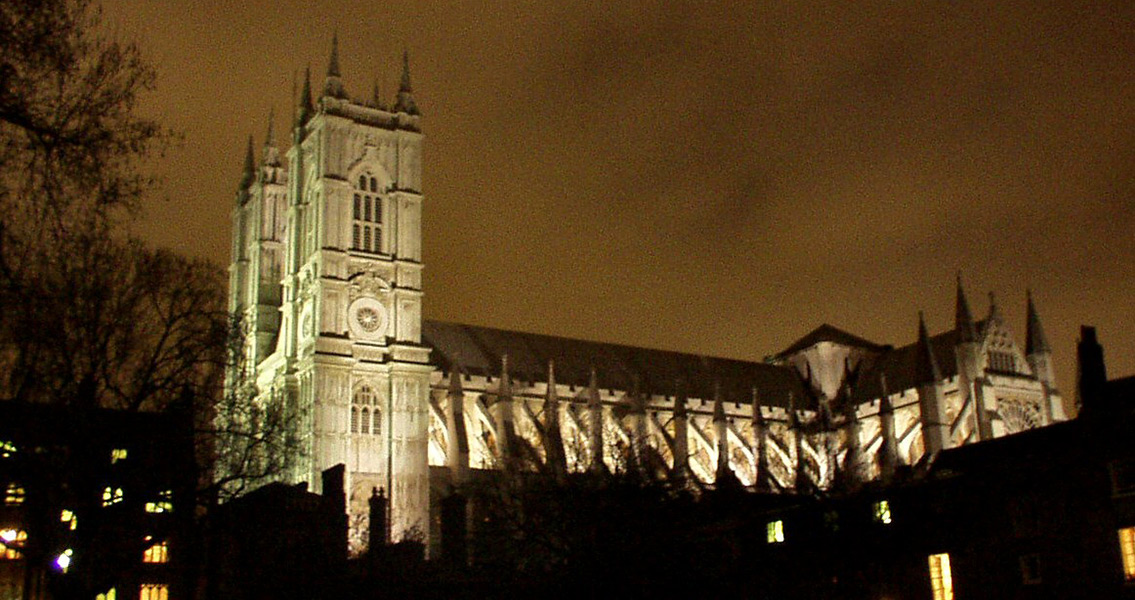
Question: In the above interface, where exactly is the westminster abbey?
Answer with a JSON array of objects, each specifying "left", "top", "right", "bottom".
[{"left": 227, "top": 40, "right": 1065, "bottom": 554}]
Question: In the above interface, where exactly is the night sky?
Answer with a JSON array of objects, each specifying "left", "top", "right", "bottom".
[{"left": 103, "top": 1, "right": 1135, "bottom": 402}]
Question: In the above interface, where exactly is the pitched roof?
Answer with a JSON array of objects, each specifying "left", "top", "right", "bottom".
[
  {"left": 775, "top": 324, "right": 887, "bottom": 358},
  {"left": 422, "top": 320, "right": 812, "bottom": 409},
  {"left": 850, "top": 325, "right": 977, "bottom": 402}
]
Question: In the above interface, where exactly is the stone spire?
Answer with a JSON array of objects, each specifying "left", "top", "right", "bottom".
[
  {"left": 324, "top": 33, "right": 348, "bottom": 99},
  {"left": 916, "top": 312, "right": 949, "bottom": 454},
  {"left": 751, "top": 386, "right": 770, "bottom": 491},
  {"left": 1025, "top": 289, "right": 1051, "bottom": 355},
  {"left": 493, "top": 355, "right": 516, "bottom": 465},
  {"left": 1025, "top": 290, "right": 1058, "bottom": 421},
  {"left": 394, "top": 49, "right": 420, "bottom": 115},
  {"left": 445, "top": 368, "right": 470, "bottom": 485},
  {"left": 878, "top": 373, "right": 899, "bottom": 482},
  {"left": 987, "top": 291, "right": 1003, "bottom": 326},
  {"left": 543, "top": 360, "right": 567, "bottom": 476},
  {"left": 841, "top": 381, "right": 861, "bottom": 487},
  {"left": 587, "top": 366, "right": 606, "bottom": 474},
  {"left": 955, "top": 273, "right": 978, "bottom": 344},
  {"left": 239, "top": 134, "right": 255, "bottom": 190},
  {"left": 712, "top": 381, "right": 731, "bottom": 485},
  {"left": 298, "top": 66, "right": 314, "bottom": 125},
  {"left": 915, "top": 312, "right": 942, "bottom": 385},
  {"left": 671, "top": 379, "right": 689, "bottom": 481},
  {"left": 262, "top": 108, "right": 281, "bottom": 169}
]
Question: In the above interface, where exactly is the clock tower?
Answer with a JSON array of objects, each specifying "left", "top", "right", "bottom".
[{"left": 234, "top": 40, "right": 431, "bottom": 551}]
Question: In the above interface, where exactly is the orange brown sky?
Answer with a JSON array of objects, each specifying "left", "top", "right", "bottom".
[{"left": 102, "top": 1, "right": 1135, "bottom": 398}]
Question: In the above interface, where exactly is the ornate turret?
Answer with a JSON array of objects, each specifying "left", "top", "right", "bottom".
[
  {"left": 916, "top": 312, "right": 949, "bottom": 454},
  {"left": 324, "top": 33, "right": 348, "bottom": 99},
  {"left": 393, "top": 49, "right": 420, "bottom": 115}
]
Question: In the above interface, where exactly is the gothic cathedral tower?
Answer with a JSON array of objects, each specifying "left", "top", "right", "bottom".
[{"left": 230, "top": 39, "right": 430, "bottom": 550}]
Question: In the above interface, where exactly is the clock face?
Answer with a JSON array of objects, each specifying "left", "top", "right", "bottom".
[{"left": 348, "top": 297, "right": 387, "bottom": 341}]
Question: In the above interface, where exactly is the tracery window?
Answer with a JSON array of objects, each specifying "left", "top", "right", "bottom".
[
  {"left": 351, "top": 173, "right": 383, "bottom": 254},
  {"left": 139, "top": 584, "right": 168, "bottom": 600},
  {"left": 143, "top": 538, "right": 168, "bottom": 564},
  {"left": 352, "top": 386, "right": 380, "bottom": 436}
]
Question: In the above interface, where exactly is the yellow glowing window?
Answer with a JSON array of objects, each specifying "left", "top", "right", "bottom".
[
  {"left": 929, "top": 553, "right": 954, "bottom": 600},
  {"left": 767, "top": 520, "right": 785, "bottom": 544},
  {"left": 111, "top": 448, "right": 128, "bottom": 464},
  {"left": 102, "top": 487, "right": 124, "bottom": 507},
  {"left": 140, "top": 583, "right": 169, "bottom": 600},
  {"left": 873, "top": 500, "right": 893, "bottom": 524},
  {"left": 146, "top": 490, "right": 173, "bottom": 513},
  {"left": 5, "top": 483, "right": 24, "bottom": 505},
  {"left": 96, "top": 588, "right": 117, "bottom": 600},
  {"left": 1120, "top": 527, "right": 1135, "bottom": 581},
  {"left": 0, "top": 529, "right": 27, "bottom": 560},
  {"left": 143, "top": 540, "right": 168, "bottom": 564},
  {"left": 0, "top": 440, "right": 14, "bottom": 458},
  {"left": 60, "top": 509, "right": 77, "bottom": 531}
]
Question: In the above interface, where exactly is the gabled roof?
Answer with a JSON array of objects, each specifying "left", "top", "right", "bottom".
[
  {"left": 775, "top": 324, "right": 887, "bottom": 358},
  {"left": 423, "top": 320, "right": 812, "bottom": 409}
]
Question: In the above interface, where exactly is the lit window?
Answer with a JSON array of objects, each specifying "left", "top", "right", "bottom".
[
  {"left": 61, "top": 509, "right": 77, "bottom": 531},
  {"left": 767, "top": 520, "right": 785, "bottom": 544},
  {"left": 111, "top": 448, "right": 128, "bottom": 464},
  {"left": 143, "top": 540, "right": 169, "bottom": 564},
  {"left": 0, "top": 440, "right": 14, "bottom": 458},
  {"left": 140, "top": 584, "right": 169, "bottom": 600},
  {"left": 873, "top": 500, "right": 892, "bottom": 524},
  {"left": 1, "top": 529, "right": 27, "bottom": 559},
  {"left": 928, "top": 553, "right": 954, "bottom": 600},
  {"left": 96, "top": 588, "right": 117, "bottom": 600},
  {"left": 1120, "top": 527, "right": 1135, "bottom": 582},
  {"left": 145, "top": 490, "right": 173, "bottom": 514},
  {"left": 55, "top": 548, "right": 72, "bottom": 572},
  {"left": 5, "top": 483, "right": 25, "bottom": 505},
  {"left": 102, "top": 487, "right": 124, "bottom": 507}
]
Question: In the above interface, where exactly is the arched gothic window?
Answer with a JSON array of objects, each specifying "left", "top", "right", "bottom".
[
  {"left": 351, "top": 173, "right": 383, "bottom": 254},
  {"left": 353, "top": 386, "right": 380, "bottom": 436}
]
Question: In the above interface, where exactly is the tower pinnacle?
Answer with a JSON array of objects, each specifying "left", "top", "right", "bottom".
[
  {"left": 298, "top": 66, "right": 314, "bottom": 125},
  {"left": 324, "top": 33, "right": 348, "bottom": 99},
  {"left": 1025, "top": 289, "right": 1051, "bottom": 355},
  {"left": 955, "top": 273, "right": 978, "bottom": 344},
  {"left": 915, "top": 311, "right": 942, "bottom": 384},
  {"left": 394, "top": 49, "right": 419, "bottom": 115},
  {"left": 239, "top": 134, "right": 254, "bottom": 190}
]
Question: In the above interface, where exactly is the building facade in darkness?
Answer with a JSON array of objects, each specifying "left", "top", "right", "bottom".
[{"left": 226, "top": 41, "right": 1066, "bottom": 553}]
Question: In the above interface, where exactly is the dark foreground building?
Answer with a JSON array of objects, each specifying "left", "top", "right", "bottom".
[{"left": 0, "top": 404, "right": 194, "bottom": 600}]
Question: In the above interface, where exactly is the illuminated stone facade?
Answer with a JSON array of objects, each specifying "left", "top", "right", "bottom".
[{"left": 228, "top": 42, "right": 1065, "bottom": 554}]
